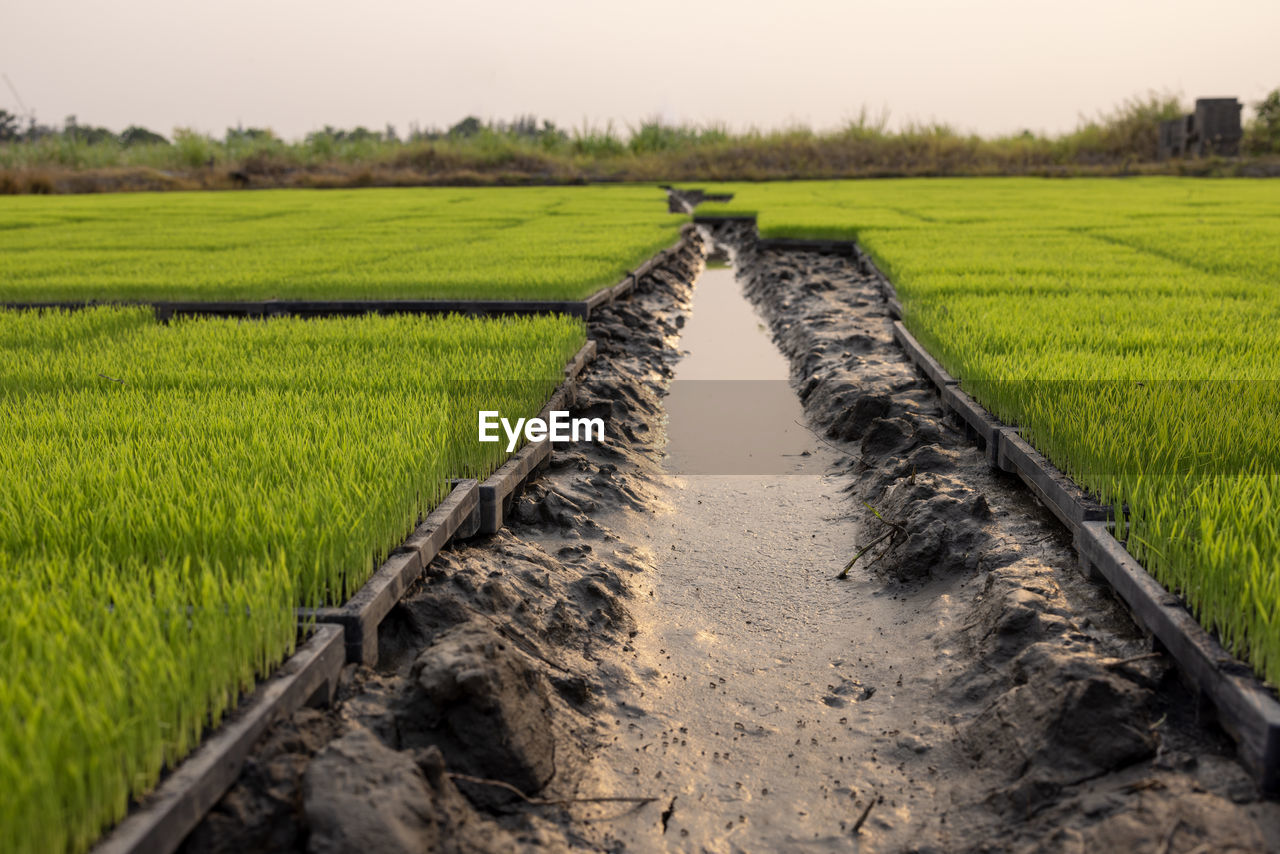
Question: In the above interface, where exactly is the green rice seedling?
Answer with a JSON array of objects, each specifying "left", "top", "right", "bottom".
[
  {"left": 697, "top": 177, "right": 1280, "bottom": 687},
  {"left": 0, "top": 307, "right": 585, "bottom": 853},
  {"left": 0, "top": 185, "right": 684, "bottom": 302}
]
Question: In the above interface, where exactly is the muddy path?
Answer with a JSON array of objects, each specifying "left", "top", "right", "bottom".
[{"left": 182, "top": 224, "right": 1280, "bottom": 853}]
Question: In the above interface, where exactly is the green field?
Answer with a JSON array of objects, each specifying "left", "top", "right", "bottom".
[
  {"left": 0, "top": 308, "right": 584, "bottom": 853},
  {"left": 0, "top": 186, "right": 683, "bottom": 302},
  {"left": 701, "top": 178, "right": 1280, "bottom": 686}
]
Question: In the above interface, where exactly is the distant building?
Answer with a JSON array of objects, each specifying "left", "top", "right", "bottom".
[{"left": 1158, "top": 98, "right": 1243, "bottom": 158}]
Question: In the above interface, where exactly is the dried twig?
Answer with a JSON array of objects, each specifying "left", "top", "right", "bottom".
[
  {"left": 792, "top": 419, "right": 864, "bottom": 461},
  {"left": 851, "top": 795, "right": 877, "bottom": 834},
  {"left": 837, "top": 503, "right": 907, "bottom": 580},
  {"left": 836, "top": 530, "right": 898, "bottom": 580},
  {"left": 447, "top": 772, "right": 657, "bottom": 808}
]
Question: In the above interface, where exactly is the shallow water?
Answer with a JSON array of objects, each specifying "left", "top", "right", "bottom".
[
  {"left": 579, "top": 260, "right": 949, "bottom": 852},
  {"left": 662, "top": 264, "right": 824, "bottom": 475}
]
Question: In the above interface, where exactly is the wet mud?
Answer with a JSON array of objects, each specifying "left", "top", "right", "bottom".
[{"left": 182, "top": 219, "right": 1280, "bottom": 853}]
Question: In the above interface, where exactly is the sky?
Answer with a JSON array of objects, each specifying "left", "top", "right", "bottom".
[{"left": 2, "top": 0, "right": 1277, "bottom": 141}]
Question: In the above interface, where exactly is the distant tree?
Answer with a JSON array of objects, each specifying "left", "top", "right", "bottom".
[
  {"left": 1245, "top": 88, "right": 1280, "bottom": 154},
  {"left": 0, "top": 109, "right": 19, "bottom": 141},
  {"left": 62, "top": 115, "right": 116, "bottom": 144},
  {"left": 225, "top": 126, "right": 275, "bottom": 144},
  {"left": 448, "top": 116, "right": 483, "bottom": 138},
  {"left": 76, "top": 125, "right": 116, "bottom": 144},
  {"left": 120, "top": 125, "right": 168, "bottom": 146},
  {"left": 385, "top": 123, "right": 398, "bottom": 143},
  {"left": 23, "top": 116, "right": 57, "bottom": 141}
]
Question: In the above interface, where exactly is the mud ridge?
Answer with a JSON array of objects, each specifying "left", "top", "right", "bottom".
[
  {"left": 717, "top": 221, "right": 1280, "bottom": 851},
  {"left": 179, "top": 233, "right": 706, "bottom": 854}
]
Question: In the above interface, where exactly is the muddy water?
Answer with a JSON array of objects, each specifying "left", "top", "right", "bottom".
[{"left": 579, "top": 262, "right": 961, "bottom": 852}]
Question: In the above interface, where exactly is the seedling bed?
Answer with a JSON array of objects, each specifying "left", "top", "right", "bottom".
[
  {"left": 890, "top": 307, "right": 1280, "bottom": 793},
  {"left": 299, "top": 480, "right": 481, "bottom": 665},
  {"left": 474, "top": 340, "right": 598, "bottom": 534},
  {"left": 297, "top": 338, "right": 597, "bottom": 665},
  {"left": 86, "top": 335, "right": 600, "bottom": 853},
  {"left": 90, "top": 625, "right": 345, "bottom": 854},
  {"left": 2, "top": 232, "right": 695, "bottom": 323}
]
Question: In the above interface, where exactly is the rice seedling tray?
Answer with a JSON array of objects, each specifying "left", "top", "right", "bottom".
[
  {"left": 0, "top": 186, "right": 688, "bottom": 305},
  {"left": 997, "top": 430, "right": 1113, "bottom": 530},
  {"left": 3, "top": 231, "right": 695, "bottom": 323},
  {"left": 1074, "top": 522, "right": 1280, "bottom": 793},
  {"left": 756, "top": 238, "right": 859, "bottom": 256},
  {"left": 940, "top": 384, "right": 1005, "bottom": 460},
  {"left": 296, "top": 339, "right": 597, "bottom": 663},
  {"left": 299, "top": 479, "right": 481, "bottom": 665},
  {"left": 91, "top": 624, "right": 345, "bottom": 854},
  {"left": 891, "top": 313, "right": 1280, "bottom": 794},
  {"left": 891, "top": 321, "right": 958, "bottom": 390},
  {"left": 475, "top": 339, "right": 598, "bottom": 535},
  {"left": 692, "top": 214, "right": 759, "bottom": 226}
]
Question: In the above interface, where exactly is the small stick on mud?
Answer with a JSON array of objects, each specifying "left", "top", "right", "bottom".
[
  {"left": 836, "top": 530, "right": 897, "bottom": 580},
  {"left": 851, "top": 794, "right": 877, "bottom": 834},
  {"left": 836, "top": 503, "right": 907, "bottom": 580},
  {"left": 447, "top": 772, "right": 657, "bottom": 808}
]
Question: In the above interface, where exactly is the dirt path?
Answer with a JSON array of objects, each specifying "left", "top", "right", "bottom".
[{"left": 571, "top": 262, "right": 952, "bottom": 850}]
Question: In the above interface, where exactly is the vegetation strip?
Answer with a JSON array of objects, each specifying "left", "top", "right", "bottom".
[
  {"left": 89, "top": 625, "right": 345, "bottom": 854},
  {"left": 4, "top": 92, "right": 1279, "bottom": 195}
]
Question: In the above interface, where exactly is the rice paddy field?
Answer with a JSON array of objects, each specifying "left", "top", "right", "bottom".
[
  {"left": 0, "top": 307, "right": 585, "bottom": 853},
  {"left": 700, "top": 177, "right": 1280, "bottom": 686},
  {"left": 0, "top": 185, "right": 685, "bottom": 303}
]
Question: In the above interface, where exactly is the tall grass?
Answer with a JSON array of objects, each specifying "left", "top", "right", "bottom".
[
  {"left": 0, "top": 308, "right": 586, "bottom": 853},
  {"left": 3, "top": 92, "right": 1277, "bottom": 194}
]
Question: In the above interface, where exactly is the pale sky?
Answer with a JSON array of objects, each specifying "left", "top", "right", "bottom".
[{"left": 2, "top": 0, "right": 1277, "bottom": 140}]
